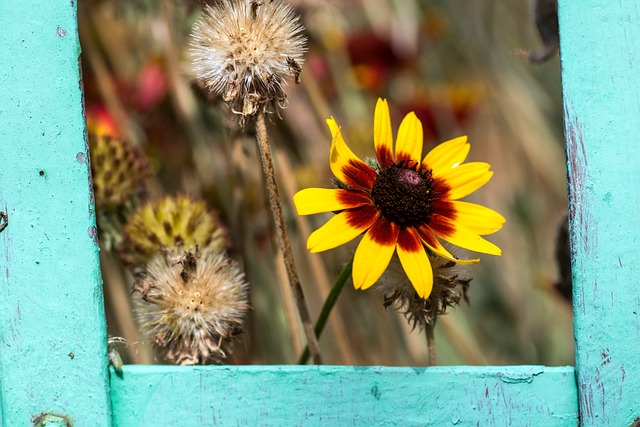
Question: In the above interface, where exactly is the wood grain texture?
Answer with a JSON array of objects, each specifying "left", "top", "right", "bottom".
[
  {"left": 111, "top": 365, "right": 577, "bottom": 426},
  {"left": 0, "top": 1, "right": 112, "bottom": 425},
  {"left": 559, "top": 0, "right": 640, "bottom": 426}
]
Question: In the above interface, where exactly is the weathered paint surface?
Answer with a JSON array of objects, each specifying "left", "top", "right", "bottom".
[
  {"left": 110, "top": 365, "right": 577, "bottom": 426},
  {"left": 0, "top": 1, "right": 112, "bottom": 425},
  {"left": 559, "top": 0, "right": 640, "bottom": 426}
]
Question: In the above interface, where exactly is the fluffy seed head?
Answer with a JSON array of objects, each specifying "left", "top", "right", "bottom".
[
  {"left": 134, "top": 249, "right": 250, "bottom": 365},
  {"left": 189, "top": 0, "right": 307, "bottom": 120},
  {"left": 376, "top": 253, "right": 472, "bottom": 329},
  {"left": 119, "top": 195, "right": 228, "bottom": 267},
  {"left": 89, "top": 133, "right": 151, "bottom": 250}
]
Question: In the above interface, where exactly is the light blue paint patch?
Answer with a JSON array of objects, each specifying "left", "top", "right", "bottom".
[
  {"left": 559, "top": 0, "right": 640, "bottom": 425},
  {"left": 110, "top": 365, "right": 578, "bottom": 426},
  {"left": 0, "top": 1, "right": 111, "bottom": 425}
]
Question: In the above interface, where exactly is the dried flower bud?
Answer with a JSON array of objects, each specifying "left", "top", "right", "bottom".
[
  {"left": 90, "top": 133, "right": 150, "bottom": 207},
  {"left": 89, "top": 133, "right": 151, "bottom": 250},
  {"left": 188, "top": 0, "right": 307, "bottom": 122},
  {"left": 134, "top": 249, "right": 250, "bottom": 365},
  {"left": 119, "top": 195, "right": 227, "bottom": 267},
  {"left": 376, "top": 253, "right": 472, "bottom": 329}
]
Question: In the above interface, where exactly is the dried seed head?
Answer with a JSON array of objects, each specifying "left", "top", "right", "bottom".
[
  {"left": 134, "top": 249, "right": 250, "bottom": 365},
  {"left": 376, "top": 253, "right": 472, "bottom": 329},
  {"left": 189, "top": 0, "right": 307, "bottom": 122},
  {"left": 89, "top": 133, "right": 151, "bottom": 250},
  {"left": 90, "top": 133, "right": 151, "bottom": 207},
  {"left": 119, "top": 195, "right": 228, "bottom": 267}
]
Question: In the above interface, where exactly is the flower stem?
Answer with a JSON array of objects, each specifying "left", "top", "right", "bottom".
[
  {"left": 254, "top": 110, "right": 322, "bottom": 364},
  {"left": 426, "top": 322, "right": 437, "bottom": 366},
  {"left": 298, "top": 257, "right": 353, "bottom": 364}
]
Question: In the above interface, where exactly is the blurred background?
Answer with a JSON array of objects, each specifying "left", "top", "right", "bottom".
[{"left": 80, "top": 0, "right": 572, "bottom": 366}]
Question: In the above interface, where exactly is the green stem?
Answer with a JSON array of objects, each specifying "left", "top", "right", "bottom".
[{"left": 298, "top": 257, "right": 353, "bottom": 365}]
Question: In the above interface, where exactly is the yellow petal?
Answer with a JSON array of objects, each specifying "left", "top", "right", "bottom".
[
  {"left": 353, "top": 223, "right": 398, "bottom": 290},
  {"left": 437, "top": 162, "right": 493, "bottom": 200},
  {"left": 307, "top": 207, "right": 379, "bottom": 253},
  {"left": 417, "top": 226, "right": 480, "bottom": 265},
  {"left": 396, "top": 229, "right": 434, "bottom": 299},
  {"left": 374, "top": 98, "right": 394, "bottom": 167},
  {"left": 327, "top": 118, "right": 376, "bottom": 190},
  {"left": 450, "top": 201, "right": 506, "bottom": 235},
  {"left": 430, "top": 214, "right": 502, "bottom": 256},
  {"left": 423, "top": 136, "right": 470, "bottom": 175},
  {"left": 395, "top": 112, "right": 424, "bottom": 162},
  {"left": 293, "top": 188, "right": 371, "bottom": 215}
]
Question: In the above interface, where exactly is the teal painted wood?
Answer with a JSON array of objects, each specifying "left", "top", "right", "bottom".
[
  {"left": 0, "top": 1, "right": 112, "bottom": 426},
  {"left": 110, "top": 365, "right": 577, "bottom": 426},
  {"left": 558, "top": 1, "right": 640, "bottom": 426}
]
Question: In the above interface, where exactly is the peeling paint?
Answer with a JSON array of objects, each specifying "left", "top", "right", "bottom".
[
  {"left": 32, "top": 412, "right": 73, "bottom": 427},
  {"left": 0, "top": 211, "right": 7, "bottom": 233},
  {"left": 88, "top": 226, "right": 99, "bottom": 247},
  {"left": 55, "top": 26, "right": 67, "bottom": 37},
  {"left": 497, "top": 369, "right": 543, "bottom": 384}
]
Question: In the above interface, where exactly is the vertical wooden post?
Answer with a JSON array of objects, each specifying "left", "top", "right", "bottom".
[
  {"left": 559, "top": 1, "right": 640, "bottom": 425},
  {"left": 0, "top": 1, "right": 112, "bottom": 425}
]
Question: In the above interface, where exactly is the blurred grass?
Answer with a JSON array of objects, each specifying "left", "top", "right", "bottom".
[{"left": 81, "top": 0, "right": 572, "bottom": 366}]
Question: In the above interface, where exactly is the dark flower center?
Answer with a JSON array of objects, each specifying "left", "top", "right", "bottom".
[{"left": 371, "top": 161, "right": 435, "bottom": 227}]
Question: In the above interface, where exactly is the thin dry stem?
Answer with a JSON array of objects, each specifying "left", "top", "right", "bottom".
[
  {"left": 254, "top": 111, "right": 322, "bottom": 364},
  {"left": 274, "top": 147, "right": 355, "bottom": 364},
  {"left": 426, "top": 322, "right": 437, "bottom": 366}
]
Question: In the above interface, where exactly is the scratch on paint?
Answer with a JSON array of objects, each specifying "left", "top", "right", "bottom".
[
  {"left": 620, "top": 366, "right": 625, "bottom": 400},
  {"left": 563, "top": 100, "right": 590, "bottom": 255},
  {"left": 594, "top": 368, "right": 606, "bottom": 419},
  {"left": 579, "top": 382, "right": 594, "bottom": 423},
  {"left": 564, "top": 100, "right": 594, "bottom": 315}
]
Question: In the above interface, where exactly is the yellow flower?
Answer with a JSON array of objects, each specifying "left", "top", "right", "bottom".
[{"left": 294, "top": 99, "right": 505, "bottom": 299}]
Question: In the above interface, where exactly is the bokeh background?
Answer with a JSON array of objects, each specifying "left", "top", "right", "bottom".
[{"left": 80, "top": 0, "right": 572, "bottom": 366}]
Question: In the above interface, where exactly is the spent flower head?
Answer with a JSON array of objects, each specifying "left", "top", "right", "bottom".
[
  {"left": 294, "top": 98, "right": 505, "bottom": 299},
  {"left": 119, "top": 195, "right": 228, "bottom": 268},
  {"left": 377, "top": 252, "right": 471, "bottom": 328},
  {"left": 189, "top": 0, "right": 307, "bottom": 122},
  {"left": 89, "top": 133, "right": 151, "bottom": 250},
  {"left": 134, "top": 249, "right": 250, "bottom": 365}
]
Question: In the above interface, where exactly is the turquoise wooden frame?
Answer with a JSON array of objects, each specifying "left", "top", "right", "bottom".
[{"left": 1, "top": 1, "right": 638, "bottom": 426}]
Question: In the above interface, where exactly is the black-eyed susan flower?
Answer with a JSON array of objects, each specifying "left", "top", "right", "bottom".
[{"left": 294, "top": 98, "right": 505, "bottom": 299}]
